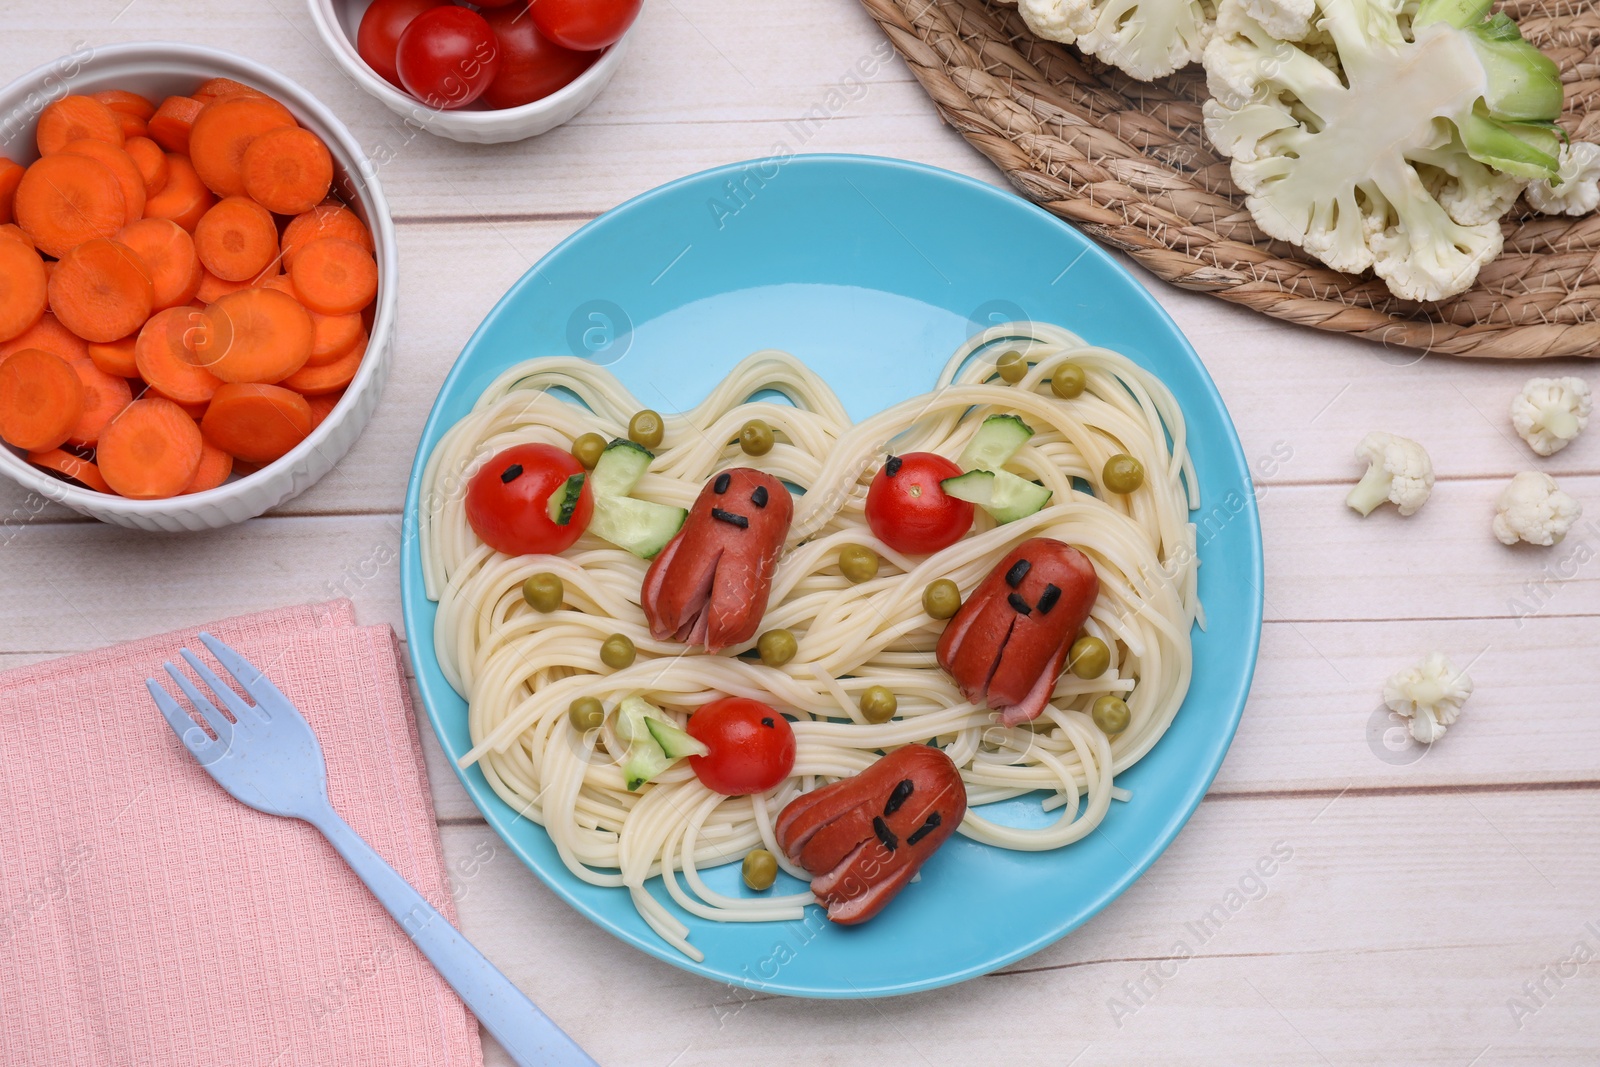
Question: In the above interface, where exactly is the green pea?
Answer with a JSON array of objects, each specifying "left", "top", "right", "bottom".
[
  {"left": 600, "top": 633, "right": 636, "bottom": 669},
  {"left": 742, "top": 849, "right": 778, "bottom": 891},
  {"left": 572, "top": 432, "right": 607, "bottom": 470},
  {"left": 1051, "top": 362, "right": 1086, "bottom": 399},
  {"left": 922, "top": 578, "right": 963, "bottom": 620},
  {"left": 996, "top": 349, "right": 1028, "bottom": 384},
  {"left": 568, "top": 697, "right": 604, "bottom": 732},
  {"left": 522, "top": 573, "right": 564, "bottom": 612},
  {"left": 860, "top": 685, "right": 897, "bottom": 723},
  {"left": 1103, "top": 454, "right": 1145, "bottom": 494},
  {"left": 839, "top": 544, "right": 879, "bottom": 584},
  {"left": 757, "top": 628, "right": 798, "bottom": 668},
  {"left": 1092, "top": 695, "right": 1131, "bottom": 736},
  {"left": 739, "top": 419, "right": 775, "bottom": 456},
  {"left": 628, "top": 409, "right": 664, "bottom": 450},
  {"left": 1068, "top": 636, "right": 1110, "bottom": 679}
]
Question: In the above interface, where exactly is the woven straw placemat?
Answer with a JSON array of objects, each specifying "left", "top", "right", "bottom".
[{"left": 858, "top": 0, "right": 1600, "bottom": 358}]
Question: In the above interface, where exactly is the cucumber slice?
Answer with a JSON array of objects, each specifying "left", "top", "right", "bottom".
[
  {"left": 590, "top": 439, "right": 654, "bottom": 497},
  {"left": 941, "top": 469, "right": 1052, "bottom": 524},
  {"left": 616, "top": 696, "right": 674, "bottom": 790},
  {"left": 958, "top": 414, "right": 1034, "bottom": 472},
  {"left": 646, "top": 716, "right": 709, "bottom": 759},
  {"left": 590, "top": 496, "right": 687, "bottom": 560},
  {"left": 545, "top": 472, "right": 586, "bottom": 526}
]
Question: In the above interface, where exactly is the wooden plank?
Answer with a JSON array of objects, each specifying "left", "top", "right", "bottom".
[{"left": 443, "top": 789, "right": 1600, "bottom": 1065}]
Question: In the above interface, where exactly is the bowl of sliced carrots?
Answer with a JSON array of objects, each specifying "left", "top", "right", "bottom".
[{"left": 0, "top": 42, "right": 396, "bottom": 532}]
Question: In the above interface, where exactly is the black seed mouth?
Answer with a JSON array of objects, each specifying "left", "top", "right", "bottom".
[
  {"left": 1007, "top": 592, "right": 1032, "bottom": 615},
  {"left": 711, "top": 508, "right": 749, "bottom": 528}
]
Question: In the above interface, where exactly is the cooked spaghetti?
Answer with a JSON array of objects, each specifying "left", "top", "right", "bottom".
[{"left": 420, "top": 322, "right": 1200, "bottom": 959}]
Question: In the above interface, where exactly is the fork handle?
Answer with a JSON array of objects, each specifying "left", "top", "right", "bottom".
[{"left": 308, "top": 806, "right": 597, "bottom": 1067}]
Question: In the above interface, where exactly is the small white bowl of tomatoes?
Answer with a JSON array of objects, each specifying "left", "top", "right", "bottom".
[{"left": 307, "top": 0, "right": 638, "bottom": 144}]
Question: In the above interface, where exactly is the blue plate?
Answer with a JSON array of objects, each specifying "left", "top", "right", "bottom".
[{"left": 401, "top": 155, "right": 1263, "bottom": 998}]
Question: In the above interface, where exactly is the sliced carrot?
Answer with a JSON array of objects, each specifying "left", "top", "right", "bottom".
[
  {"left": 57, "top": 139, "right": 146, "bottom": 225},
  {"left": 142, "top": 153, "right": 215, "bottom": 232},
  {"left": 123, "top": 136, "right": 169, "bottom": 197},
  {"left": 116, "top": 218, "right": 202, "bottom": 310},
  {"left": 0, "top": 160, "right": 23, "bottom": 225},
  {"left": 27, "top": 447, "right": 112, "bottom": 493},
  {"left": 194, "top": 196, "right": 278, "bottom": 282},
  {"left": 188, "top": 96, "right": 296, "bottom": 198},
  {"left": 14, "top": 154, "right": 125, "bottom": 257},
  {"left": 93, "top": 90, "right": 157, "bottom": 122},
  {"left": 307, "top": 311, "right": 362, "bottom": 366},
  {"left": 281, "top": 202, "right": 371, "bottom": 267},
  {"left": 65, "top": 359, "right": 133, "bottom": 446},
  {"left": 36, "top": 96, "right": 125, "bottom": 156},
  {"left": 195, "top": 269, "right": 247, "bottom": 303},
  {"left": 200, "top": 382, "right": 311, "bottom": 465},
  {"left": 279, "top": 330, "right": 364, "bottom": 395},
  {"left": 112, "top": 111, "right": 147, "bottom": 139},
  {"left": 0, "top": 237, "right": 48, "bottom": 343},
  {"left": 87, "top": 336, "right": 138, "bottom": 377},
  {"left": 0, "top": 313, "right": 89, "bottom": 366},
  {"left": 0, "top": 348, "right": 85, "bottom": 450},
  {"left": 0, "top": 223, "right": 34, "bottom": 251},
  {"left": 259, "top": 273, "right": 297, "bottom": 298},
  {"left": 47, "top": 238, "right": 154, "bottom": 344},
  {"left": 142, "top": 385, "right": 209, "bottom": 420},
  {"left": 288, "top": 237, "right": 377, "bottom": 315},
  {"left": 240, "top": 126, "right": 332, "bottom": 216},
  {"left": 147, "top": 96, "right": 204, "bottom": 155},
  {"left": 306, "top": 389, "right": 342, "bottom": 430},
  {"left": 97, "top": 397, "right": 203, "bottom": 498},
  {"left": 181, "top": 440, "right": 233, "bottom": 494},
  {"left": 193, "top": 287, "right": 312, "bottom": 384},
  {"left": 194, "top": 78, "right": 268, "bottom": 104},
  {"left": 135, "top": 306, "right": 221, "bottom": 404}
]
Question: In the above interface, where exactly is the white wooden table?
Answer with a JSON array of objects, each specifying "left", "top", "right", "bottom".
[{"left": 5, "top": 1, "right": 1599, "bottom": 1063}]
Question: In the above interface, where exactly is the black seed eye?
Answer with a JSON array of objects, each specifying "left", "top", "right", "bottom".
[
  {"left": 751, "top": 485, "right": 769, "bottom": 508},
  {"left": 1037, "top": 583, "right": 1061, "bottom": 615},
  {"left": 761, "top": 717, "right": 774, "bottom": 728},
  {"left": 885, "top": 455, "right": 903, "bottom": 477},
  {"left": 884, "top": 778, "right": 914, "bottom": 816},
  {"left": 873, "top": 816, "right": 899, "bottom": 852},
  {"left": 500, "top": 464, "right": 524, "bottom": 483},
  {"left": 1008, "top": 592, "right": 1032, "bottom": 615},
  {"left": 1005, "top": 559, "right": 1031, "bottom": 587},
  {"left": 714, "top": 472, "right": 730, "bottom": 494},
  {"left": 907, "top": 812, "right": 941, "bottom": 846}
]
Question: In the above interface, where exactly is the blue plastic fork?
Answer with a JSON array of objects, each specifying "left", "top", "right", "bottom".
[{"left": 146, "top": 632, "right": 597, "bottom": 1067}]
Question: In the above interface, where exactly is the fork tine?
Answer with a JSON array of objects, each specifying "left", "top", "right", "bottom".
[
  {"left": 146, "top": 677, "right": 221, "bottom": 759},
  {"left": 164, "top": 661, "right": 236, "bottom": 744},
  {"left": 178, "top": 646, "right": 263, "bottom": 725},
  {"left": 199, "top": 633, "right": 289, "bottom": 715}
]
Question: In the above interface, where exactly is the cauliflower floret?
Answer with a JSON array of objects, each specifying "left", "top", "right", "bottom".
[
  {"left": 1526, "top": 142, "right": 1600, "bottom": 217},
  {"left": 1510, "top": 376, "right": 1592, "bottom": 457},
  {"left": 1018, "top": 0, "right": 1218, "bottom": 79},
  {"left": 1346, "top": 431, "right": 1434, "bottom": 517},
  {"left": 1492, "top": 471, "right": 1582, "bottom": 546},
  {"left": 1383, "top": 652, "right": 1472, "bottom": 743}
]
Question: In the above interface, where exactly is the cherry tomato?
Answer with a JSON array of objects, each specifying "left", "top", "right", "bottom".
[
  {"left": 687, "top": 697, "right": 796, "bottom": 796},
  {"left": 356, "top": 0, "right": 445, "bottom": 88},
  {"left": 465, "top": 444, "right": 592, "bottom": 556},
  {"left": 481, "top": 5, "right": 598, "bottom": 109},
  {"left": 396, "top": 6, "right": 502, "bottom": 109},
  {"left": 530, "top": 0, "right": 641, "bottom": 51},
  {"left": 864, "top": 452, "right": 973, "bottom": 555}
]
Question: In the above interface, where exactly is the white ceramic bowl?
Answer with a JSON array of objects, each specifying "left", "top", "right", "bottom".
[
  {"left": 0, "top": 42, "right": 397, "bottom": 532},
  {"left": 307, "top": 0, "right": 628, "bottom": 144}
]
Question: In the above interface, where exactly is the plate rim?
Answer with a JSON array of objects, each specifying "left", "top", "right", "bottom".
[{"left": 400, "top": 152, "right": 1265, "bottom": 998}]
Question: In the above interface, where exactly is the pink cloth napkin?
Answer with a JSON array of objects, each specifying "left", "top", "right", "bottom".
[{"left": 0, "top": 600, "right": 483, "bottom": 1067}]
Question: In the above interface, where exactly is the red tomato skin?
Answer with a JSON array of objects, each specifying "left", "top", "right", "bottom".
[
  {"left": 396, "top": 7, "right": 503, "bottom": 109},
  {"left": 530, "top": 0, "right": 642, "bottom": 51},
  {"left": 481, "top": 5, "right": 598, "bottom": 109},
  {"left": 464, "top": 444, "right": 592, "bottom": 556},
  {"left": 357, "top": 0, "right": 446, "bottom": 87},
  {"left": 687, "top": 698, "right": 796, "bottom": 796},
  {"left": 864, "top": 452, "right": 973, "bottom": 555}
]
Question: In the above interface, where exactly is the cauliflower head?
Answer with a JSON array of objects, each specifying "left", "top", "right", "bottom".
[
  {"left": 1384, "top": 651, "right": 1472, "bottom": 743},
  {"left": 1202, "top": 0, "right": 1568, "bottom": 302},
  {"left": 1526, "top": 142, "right": 1600, "bottom": 217},
  {"left": 1492, "top": 471, "right": 1582, "bottom": 547},
  {"left": 1346, "top": 431, "right": 1434, "bottom": 517},
  {"left": 1018, "top": 0, "right": 1218, "bottom": 80},
  {"left": 1510, "top": 376, "right": 1592, "bottom": 457}
]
